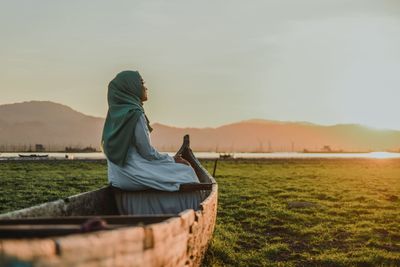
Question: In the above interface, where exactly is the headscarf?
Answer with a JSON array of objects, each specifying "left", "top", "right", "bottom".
[{"left": 101, "top": 70, "right": 152, "bottom": 166}]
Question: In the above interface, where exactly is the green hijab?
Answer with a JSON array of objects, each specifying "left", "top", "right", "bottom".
[{"left": 101, "top": 70, "right": 152, "bottom": 166}]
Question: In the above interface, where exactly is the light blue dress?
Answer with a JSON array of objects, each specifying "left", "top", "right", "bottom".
[{"left": 107, "top": 114, "right": 199, "bottom": 191}]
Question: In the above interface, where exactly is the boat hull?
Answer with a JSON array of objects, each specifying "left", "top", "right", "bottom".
[{"left": 0, "top": 186, "right": 217, "bottom": 266}]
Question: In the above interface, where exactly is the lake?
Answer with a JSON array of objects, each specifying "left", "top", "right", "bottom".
[{"left": 1, "top": 151, "right": 400, "bottom": 160}]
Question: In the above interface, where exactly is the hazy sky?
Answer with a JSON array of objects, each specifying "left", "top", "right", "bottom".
[{"left": 1, "top": 0, "right": 399, "bottom": 129}]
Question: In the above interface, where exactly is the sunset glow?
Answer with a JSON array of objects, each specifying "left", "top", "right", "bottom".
[
  {"left": 0, "top": 1, "right": 399, "bottom": 130},
  {"left": 1, "top": 2, "right": 400, "bottom": 267}
]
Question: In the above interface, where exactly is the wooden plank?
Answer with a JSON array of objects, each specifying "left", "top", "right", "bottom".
[
  {"left": 1, "top": 226, "right": 99, "bottom": 238},
  {"left": 110, "top": 183, "right": 213, "bottom": 194},
  {"left": 0, "top": 224, "right": 134, "bottom": 238},
  {"left": 0, "top": 214, "right": 177, "bottom": 225},
  {"left": 178, "top": 183, "right": 213, "bottom": 192}
]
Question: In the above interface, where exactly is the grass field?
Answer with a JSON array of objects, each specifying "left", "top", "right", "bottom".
[{"left": 1, "top": 158, "right": 400, "bottom": 266}]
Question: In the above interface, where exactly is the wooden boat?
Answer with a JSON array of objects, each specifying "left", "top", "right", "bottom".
[
  {"left": 0, "top": 135, "right": 218, "bottom": 267},
  {"left": 18, "top": 154, "right": 49, "bottom": 158}
]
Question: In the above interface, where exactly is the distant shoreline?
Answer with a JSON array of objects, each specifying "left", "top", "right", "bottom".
[{"left": 2, "top": 151, "right": 400, "bottom": 159}]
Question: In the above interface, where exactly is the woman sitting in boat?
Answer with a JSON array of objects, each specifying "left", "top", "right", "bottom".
[{"left": 101, "top": 70, "right": 200, "bottom": 192}]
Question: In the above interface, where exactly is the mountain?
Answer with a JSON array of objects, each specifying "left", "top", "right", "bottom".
[
  {"left": 0, "top": 101, "right": 399, "bottom": 152},
  {"left": 151, "top": 120, "right": 400, "bottom": 152},
  {"left": 0, "top": 101, "right": 104, "bottom": 151}
]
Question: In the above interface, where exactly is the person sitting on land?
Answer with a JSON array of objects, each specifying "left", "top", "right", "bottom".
[{"left": 101, "top": 70, "right": 200, "bottom": 191}]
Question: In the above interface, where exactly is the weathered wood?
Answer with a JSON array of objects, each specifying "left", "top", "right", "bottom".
[
  {"left": 0, "top": 215, "right": 177, "bottom": 225},
  {"left": 179, "top": 183, "right": 213, "bottom": 191},
  {"left": 0, "top": 186, "right": 118, "bottom": 219},
  {"left": 0, "top": 225, "right": 117, "bottom": 238},
  {"left": 0, "top": 215, "right": 179, "bottom": 238},
  {"left": 0, "top": 187, "right": 217, "bottom": 266}
]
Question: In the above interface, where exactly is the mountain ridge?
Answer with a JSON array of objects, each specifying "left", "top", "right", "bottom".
[{"left": 0, "top": 101, "right": 399, "bottom": 152}]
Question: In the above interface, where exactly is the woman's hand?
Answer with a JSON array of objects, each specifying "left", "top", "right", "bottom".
[{"left": 174, "top": 155, "right": 191, "bottom": 166}]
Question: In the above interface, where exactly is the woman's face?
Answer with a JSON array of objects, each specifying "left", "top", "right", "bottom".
[{"left": 141, "top": 79, "right": 148, "bottom": 102}]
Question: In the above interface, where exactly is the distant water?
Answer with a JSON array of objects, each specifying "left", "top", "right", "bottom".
[{"left": 1, "top": 151, "right": 400, "bottom": 160}]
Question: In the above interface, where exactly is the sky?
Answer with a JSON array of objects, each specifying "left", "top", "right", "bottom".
[{"left": 1, "top": 0, "right": 400, "bottom": 129}]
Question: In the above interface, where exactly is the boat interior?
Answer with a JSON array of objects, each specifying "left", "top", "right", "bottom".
[{"left": 0, "top": 135, "right": 216, "bottom": 238}]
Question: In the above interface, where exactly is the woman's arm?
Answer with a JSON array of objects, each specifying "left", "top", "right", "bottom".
[{"left": 134, "top": 114, "right": 174, "bottom": 161}]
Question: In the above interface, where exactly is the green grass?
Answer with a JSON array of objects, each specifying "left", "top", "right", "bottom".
[
  {"left": 0, "top": 160, "right": 108, "bottom": 212},
  {"left": 1, "top": 159, "right": 400, "bottom": 266},
  {"left": 202, "top": 159, "right": 400, "bottom": 267}
]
